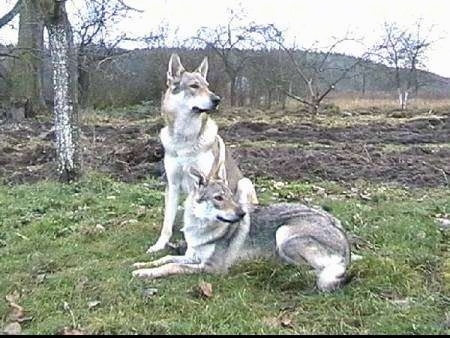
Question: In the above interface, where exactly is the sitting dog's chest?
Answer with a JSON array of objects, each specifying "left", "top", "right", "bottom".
[
  {"left": 160, "top": 126, "right": 218, "bottom": 192},
  {"left": 165, "top": 150, "right": 215, "bottom": 192}
]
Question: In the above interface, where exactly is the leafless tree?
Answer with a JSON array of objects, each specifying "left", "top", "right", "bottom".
[
  {"left": 0, "top": 0, "right": 46, "bottom": 118},
  {"left": 191, "top": 8, "right": 262, "bottom": 106},
  {"left": 73, "top": 0, "right": 142, "bottom": 106},
  {"left": 374, "top": 20, "right": 434, "bottom": 110},
  {"left": 244, "top": 47, "right": 290, "bottom": 109},
  {"left": 252, "top": 24, "right": 369, "bottom": 114},
  {"left": 401, "top": 20, "right": 435, "bottom": 96}
]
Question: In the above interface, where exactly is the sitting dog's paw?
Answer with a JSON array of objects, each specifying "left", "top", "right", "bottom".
[
  {"left": 146, "top": 240, "right": 168, "bottom": 254},
  {"left": 132, "top": 268, "right": 155, "bottom": 279}
]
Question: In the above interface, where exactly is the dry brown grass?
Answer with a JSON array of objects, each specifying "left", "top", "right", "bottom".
[{"left": 328, "top": 97, "right": 450, "bottom": 112}]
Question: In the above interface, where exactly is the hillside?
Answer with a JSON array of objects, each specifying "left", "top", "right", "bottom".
[{"left": 0, "top": 45, "right": 449, "bottom": 107}]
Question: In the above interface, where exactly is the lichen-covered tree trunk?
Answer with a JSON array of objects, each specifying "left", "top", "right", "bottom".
[{"left": 45, "top": 0, "right": 80, "bottom": 182}]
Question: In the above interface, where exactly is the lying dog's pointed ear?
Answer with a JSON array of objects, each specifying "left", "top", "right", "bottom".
[
  {"left": 195, "top": 56, "right": 208, "bottom": 79},
  {"left": 188, "top": 166, "right": 207, "bottom": 188},
  {"left": 208, "top": 161, "right": 227, "bottom": 184},
  {"left": 167, "top": 53, "right": 185, "bottom": 84}
]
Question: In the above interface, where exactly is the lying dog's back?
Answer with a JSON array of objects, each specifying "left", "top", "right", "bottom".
[
  {"left": 197, "top": 203, "right": 350, "bottom": 269},
  {"left": 244, "top": 203, "right": 349, "bottom": 260}
]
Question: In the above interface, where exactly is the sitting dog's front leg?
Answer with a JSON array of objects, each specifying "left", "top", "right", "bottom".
[
  {"left": 133, "top": 255, "right": 197, "bottom": 269},
  {"left": 132, "top": 262, "right": 205, "bottom": 279},
  {"left": 147, "top": 183, "right": 180, "bottom": 254}
]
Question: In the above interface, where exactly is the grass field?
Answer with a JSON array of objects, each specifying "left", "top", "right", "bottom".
[
  {"left": 1, "top": 173, "right": 449, "bottom": 334},
  {"left": 1, "top": 100, "right": 449, "bottom": 334}
]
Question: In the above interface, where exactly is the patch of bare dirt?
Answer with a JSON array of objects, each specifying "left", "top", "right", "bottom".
[
  {"left": 222, "top": 116, "right": 450, "bottom": 145},
  {"left": 0, "top": 120, "right": 164, "bottom": 184},
  {"left": 234, "top": 144, "right": 450, "bottom": 187},
  {"left": 0, "top": 111, "right": 449, "bottom": 187}
]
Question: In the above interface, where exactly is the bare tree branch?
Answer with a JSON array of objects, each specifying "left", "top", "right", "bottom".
[
  {"left": 251, "top": 23, "right": 370, "bottom": 113},
  {"left": 0, "top": 52, "right": 19, "bottom": 59},
  {"left": 117, "top": 0, "right": 144, "bottom": 13},
  {"left": 0, "top": 0, "right": 22, "bottom": 29}
]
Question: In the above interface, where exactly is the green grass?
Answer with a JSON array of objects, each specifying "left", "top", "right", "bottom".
[{"left": 0, "top": 174, "right": 449, "bottom": 334}]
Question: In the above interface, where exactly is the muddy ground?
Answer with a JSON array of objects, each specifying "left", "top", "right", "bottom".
[{"left": 0, "top": 107, "right": 449, "bottom": 187}]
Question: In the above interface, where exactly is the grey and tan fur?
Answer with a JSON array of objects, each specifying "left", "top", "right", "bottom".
[
  {"left": 134, "top": 167, "right": 351, "bottom": 292},
  {"left": 147, "top": 54, "right": 258, "bottom": 254}
]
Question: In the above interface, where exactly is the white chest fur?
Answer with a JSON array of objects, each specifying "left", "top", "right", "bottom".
[
  {"left": 160, "top": 118, "right": 218, "bottom": 193},
  {"left": 164, "top": 150, "right": 215, "bottom": 193}
]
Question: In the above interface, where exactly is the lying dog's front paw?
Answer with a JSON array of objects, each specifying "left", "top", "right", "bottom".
[
  {"left": 132, "top": 262, "right": 149, "bottom": 269},
  {"left": 132, "top": 268, "right": 156, "bottom": 279}
]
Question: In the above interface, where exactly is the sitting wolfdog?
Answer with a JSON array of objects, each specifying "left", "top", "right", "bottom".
[
  {"left": 133, "top": 167, "right": 351, "bottom": 292},
  {"left": 147, "top": 53, "right": 258, "bottom": 254}
]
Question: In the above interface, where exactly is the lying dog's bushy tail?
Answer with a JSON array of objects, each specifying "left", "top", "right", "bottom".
[{"left": 316, "top": 261, "right": 348, "bottom": 292}]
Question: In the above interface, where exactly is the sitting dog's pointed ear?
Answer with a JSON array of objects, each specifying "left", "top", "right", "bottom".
[
  {"left": 188, "top": 166, "right": 207, "bottom": 188},
  {"left": 195, "top": 57, "right": 208, "bottom": 79},
  {"left": 167, "top": 53, "right": 185, "bottom": 84}
]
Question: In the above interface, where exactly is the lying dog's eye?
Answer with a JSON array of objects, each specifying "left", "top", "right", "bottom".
[
  {"left": 214, "top": 195, "right": 223, "bottom": 201},
  {"left": 190, "top": 84, "right": 199, "bottom": 89}
]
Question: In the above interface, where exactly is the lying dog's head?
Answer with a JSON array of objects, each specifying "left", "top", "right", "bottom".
[
  {"left": 186, "top": 166, "right": 246, "bottom": 224},
  {"left": 162, "top": 54, "right": 221, "bottom": 120}
]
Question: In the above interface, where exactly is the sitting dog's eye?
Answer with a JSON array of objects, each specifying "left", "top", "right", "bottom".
[
  {"left": 190, "top": 84, "right": 199, "bottom": 89},
  {"left": 214, "top": 195, "right": 223, "bottom": 201}
]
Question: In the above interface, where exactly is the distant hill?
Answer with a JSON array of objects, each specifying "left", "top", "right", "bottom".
[
  {"left": 301, "top": 50, "right": 450, "bottom": 97},
  {"left": 0, "top": 44, "right": 449, "bottom": 107}
]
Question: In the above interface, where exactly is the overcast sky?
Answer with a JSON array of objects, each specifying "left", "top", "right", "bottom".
[{"left": 1, "top": 0, "right": 449, "bottom": 77}]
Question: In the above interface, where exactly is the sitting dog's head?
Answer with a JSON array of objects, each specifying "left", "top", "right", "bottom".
[
  {"left": 163, "top": 54, "right": 221, "bottom": 118},
  {"left": 186, "top": 166, "right": 246, "bottom": 224}
]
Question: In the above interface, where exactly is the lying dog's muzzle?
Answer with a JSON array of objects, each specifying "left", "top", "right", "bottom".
[{"left": 217, "top": 210, "right": 246, "bottom": 224}]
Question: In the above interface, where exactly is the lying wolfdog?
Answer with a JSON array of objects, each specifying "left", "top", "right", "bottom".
[
  {"left": 147, "top": 54, "right": 258, "bottom": 254},
  {"left": 134, "top": 167, "right": 351, "bottom": 292}
]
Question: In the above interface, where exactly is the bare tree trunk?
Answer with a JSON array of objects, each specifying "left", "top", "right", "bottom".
[
  {"left": 230, "top": 78, "right": 237, "bottom": 107},
  {"left": 9, "top": 0, "right": 46, "bottom": 119},
  {"left": 398, "top": 88, "right": 408, "bottom": 110},
  {"left": 266, "top": 88, "right": 272, "bottom": 109},
  {"left": 77, "top": 55, "right": 90, "bottom": 107},
  {"left": 361, "top": 72, "right": 366, "bottom": 97},
  {"left": 45, "top": 0, "right": 80, "bottom": 181},
  {"left": 309, "top": 100, "right": 319, "bottom": 114}
]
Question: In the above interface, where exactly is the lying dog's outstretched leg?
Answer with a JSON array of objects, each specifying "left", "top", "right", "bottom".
[
  {"left": 236, "top": 177, "right": 258, "bottom": 212},
  {"left": 132, "top": 263, "right": 204, "bottom": 279},
  {"left": 133, "top": 255, "right": 197, "bottom": 269},
  {"left": 147, "top": 184, "right": 180, "bottom": 254}
]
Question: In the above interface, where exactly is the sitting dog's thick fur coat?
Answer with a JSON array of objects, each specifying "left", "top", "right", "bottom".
[{"left": 147, "top": 54, "right": 258, "bottom": 254}]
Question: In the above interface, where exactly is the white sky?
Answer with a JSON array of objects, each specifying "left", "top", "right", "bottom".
[{"left": 1, "top": 0, "right": 449, "bottom": 77}]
